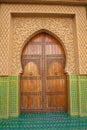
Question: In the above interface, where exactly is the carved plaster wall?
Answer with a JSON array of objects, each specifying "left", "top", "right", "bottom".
[
  {"left": 12, "top": 16, "right": 75, "bottom": 75},
  {"left": 0, "top": 4, "right": 87, "bottom": 75}
]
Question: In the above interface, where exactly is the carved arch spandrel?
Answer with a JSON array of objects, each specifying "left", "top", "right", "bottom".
[{"left": 12, "top": 17, "right": 75, "bottom": 75}]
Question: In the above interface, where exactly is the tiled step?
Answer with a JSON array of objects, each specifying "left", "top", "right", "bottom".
[{"left": 0, "top": 112, "right": 87, "bottom": 129}]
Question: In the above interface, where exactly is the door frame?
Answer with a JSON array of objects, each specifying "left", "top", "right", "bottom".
[{"left": 20, "top": 30, "right": 68, "bottom": 113}]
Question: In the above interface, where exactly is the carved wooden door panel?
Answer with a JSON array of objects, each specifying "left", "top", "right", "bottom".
[
  {"left": 20, "top": 33, "right": 67, "bottom": 113},
  {"left": 45, "top": 34, "right": 67, "bottom": 112}
]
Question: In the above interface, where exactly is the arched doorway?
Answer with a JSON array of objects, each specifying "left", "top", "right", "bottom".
[{"left": 20, "top": 32, "right": 67, "bottom": 113}]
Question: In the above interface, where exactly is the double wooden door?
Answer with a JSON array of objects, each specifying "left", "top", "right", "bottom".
[{"left": 20, "top": 33, "right": 67, "bottom": 113}]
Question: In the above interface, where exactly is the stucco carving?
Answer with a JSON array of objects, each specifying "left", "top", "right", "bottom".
[
  {"left": 0, "top": 4, "right": 87, "bottom": 75},
  {"left": 12, "top": 16, "right": 75, "bottom": 75}
]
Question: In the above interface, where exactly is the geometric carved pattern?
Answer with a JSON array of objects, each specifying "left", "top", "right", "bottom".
[
  {"left": 0, "top": 6, "right": 10, "bottom": 75},
  {"left": 12, "top": 17, "right": 75, "bottom": 75},
  {"left": 0, "top": 4, "right": 87, "bottom": 75}
]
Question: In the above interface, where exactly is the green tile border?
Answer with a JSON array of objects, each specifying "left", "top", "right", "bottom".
[
  {"left": 9, "top": 76, "right": 19, "bottom": 117},
  {"left": 78, "top": 75, "right": 87, "bottom": 117},
  {"left": 68, "top": 74, "right": 87, "bottom": 117},
  {"left": 0, "top": 76, "right": 9, "bottom": 118},
  {"left": 68, "top": 74, "right": 79, "bottom": 116},
  {"left": 0, "top": 74, "right": 87, "bottom": 119},
  {"left": 0, "top": 76, "right": 19, "bottom": 119}
]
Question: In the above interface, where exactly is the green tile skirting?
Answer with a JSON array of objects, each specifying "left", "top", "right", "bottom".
[
  {"left": 68, "top": 74, "right": 87, "bottom": 117},
  {"left": 68, "top": 75, "right": 78, "bottom": 115},
  {"left": 68, "top": 75, "right": 79, "bottom": 116},
  {"left": 0, "top": 75, "right": 87, "bottom": 119},
  {"left": 9, "top": 76, "right": 19, "bottom": 117},
  {"left": 78, "top": 75, "right": 87, "bottom": 116},
  {"left": 0, "top": 76, "right": 19, "bottom": 119},
  {"left": 0, "top": 77, "right": 9, "bottom": 118}
]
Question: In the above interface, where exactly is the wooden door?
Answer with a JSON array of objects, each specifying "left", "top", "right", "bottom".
[{"left": 20, "top": 32, "right": 67, "bottom": 113}]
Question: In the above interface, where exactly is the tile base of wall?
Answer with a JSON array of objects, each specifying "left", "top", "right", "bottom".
[
  {"left": 0, "top": 76, "right": 19, "bottom": 119},
  {"left": 0, "top": 75, "right": 87, "bottom": 119},
  {"left": 68, "top": 74, "right": 87, "bottom": 117}
]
